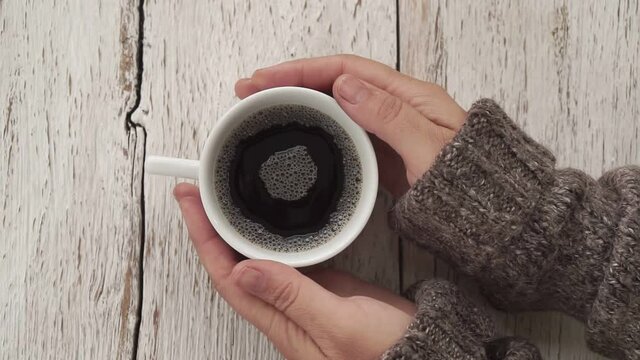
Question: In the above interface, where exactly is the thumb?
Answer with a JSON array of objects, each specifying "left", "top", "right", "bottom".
[
  {"left": 232, "top": 259, "right": 348, "bottom": 334},
  {"left": 333, "top": 74, "right": 451, "bottom": 182}
]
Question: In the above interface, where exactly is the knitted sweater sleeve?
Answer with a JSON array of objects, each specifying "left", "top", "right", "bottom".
[
  {"left": 382, "top": 279, "right": 542, "bottom": 360},
  {"left": 391, "top": 99, "right": 640, "bottom": 359}
]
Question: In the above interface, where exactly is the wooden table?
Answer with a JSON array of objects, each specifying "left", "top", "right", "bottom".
[{"left": 2, "top": 1, "right": 637, "bottom": 359}]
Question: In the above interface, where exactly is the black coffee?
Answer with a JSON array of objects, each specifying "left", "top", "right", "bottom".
[
  {"left": 214, "top": 105, "right": 362, "bottom": 252},
  {"left": 229, "top": 122, "right": 345, "bottom": 236}
]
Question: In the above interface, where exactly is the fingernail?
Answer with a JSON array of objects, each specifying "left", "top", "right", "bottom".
[
  {"left": 338, "top": 75, "right": 369, "bottom": 104},
  {"left": 175, "top": 194, "right": 191, "bottom": 204},
  {"left": 253, "top": 65, "right": 273, "bottom": 76},
  {"left": 236, "top": 267, "right": 266, "bottom": 295}
]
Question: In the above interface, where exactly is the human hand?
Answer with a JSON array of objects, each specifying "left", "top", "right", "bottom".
[
  {"left": 174, "top": 183, "right": 416, "bottom": 360},
  {"left": 235, "top": 54, "right": 467, "bottom": 197}
]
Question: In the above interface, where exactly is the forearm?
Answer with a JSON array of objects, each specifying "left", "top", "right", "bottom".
[{"left": 391, "top": 99, "right": 640, "bottom": 358}]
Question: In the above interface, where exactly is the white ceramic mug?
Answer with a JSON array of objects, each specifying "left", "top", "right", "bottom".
[{"left": 146, "top": 87, "right": 378, "bottom": 267}]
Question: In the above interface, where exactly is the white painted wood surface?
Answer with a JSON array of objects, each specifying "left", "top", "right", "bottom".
[
  {"left": 134, "top": 1, "right": 396, "bottom": 359},
  {"left": 2, "top": 0, "right": 638, "bottom": 359},
  {"left": 0, "top": 0, "right": 143, "bottom": 359},
  {"left": 400, "top": 1, "right": 639, "bottom": 359}
]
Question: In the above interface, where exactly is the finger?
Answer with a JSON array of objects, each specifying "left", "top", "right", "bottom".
[
  {"left": 236, "top": 54, "right": 417, "bottom": 98},
  {"left": 235, "top": 55, "right": 395, "bottom": 97},
  {"left": 235, "top": 55, "right": 465, "bottom": 129},
  {"left": 234, "top": 78, "right": 259, "bottom": 99},
  {"left": 333, "top": 75, "right": 455, "bottom": 183},
  {"left": 308, "top": 269, "right": 416, "bottom": 316},
  {"left": 174, "top": 184, "right": 325, "bottom": 359},
  {"left": 232, "top": 259, "right": 349, "bottom": 335},
  {"left": 174, "top": 183, "right": 237, "bottom": 279}
]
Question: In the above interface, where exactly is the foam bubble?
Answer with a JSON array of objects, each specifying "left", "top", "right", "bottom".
[
  {"left": 214, "top": 105, "right": 362, "bottom": 253},
  {"left": 258, "top": 145, "right": 317, "bottom": 201}
]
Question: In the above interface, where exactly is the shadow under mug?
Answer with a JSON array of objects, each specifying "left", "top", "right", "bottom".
[{"left": 146, "top": 87, "right": 378, "bottom": 267}]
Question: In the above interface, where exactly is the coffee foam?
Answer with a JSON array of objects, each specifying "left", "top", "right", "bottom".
[
  {"left": 214, "top": 105, "right": 362, "bottom": 252},
  {"left": 258, "top": 145, "right": 318, "bottom": 201}
]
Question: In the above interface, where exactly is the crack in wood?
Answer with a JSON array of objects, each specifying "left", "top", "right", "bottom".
[{"left": 123, "top": 0, "right": 147, "bottom": 359}]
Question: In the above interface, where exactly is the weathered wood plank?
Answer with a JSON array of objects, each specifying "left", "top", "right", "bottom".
[
  {"left": 400, "top": 1, "right": 639, "bottom": 359},
  {"left": 0, "top": 0, "right": 144, "bottom": 358},
  {"left": 135, "top": 1, "right": 397, "bottom": 359}
]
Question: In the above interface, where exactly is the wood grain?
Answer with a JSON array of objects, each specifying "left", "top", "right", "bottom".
[
  {"left": 134, "top": 1, "right": 397, "bottom": 359},
  {"left": 3, "top": 1, "right": 636, "bottom": 358},
  {"left": 400, "top": 1, "right": 639, "bottom": 359},
  {"left": 0, "top": 0, "right": 143, "bottom": 358}
]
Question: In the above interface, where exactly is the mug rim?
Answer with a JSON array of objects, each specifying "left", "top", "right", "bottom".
[{"left": 199, "top": 87, "right": 378, "bottom": 267}]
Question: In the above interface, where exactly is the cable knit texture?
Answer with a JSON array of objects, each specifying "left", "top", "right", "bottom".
[
  {"left": 390, "top": 99, "right": 640, "bottom": 359},
  {"left": 382, "top": 280, "right": 541, "bottom": 360}
]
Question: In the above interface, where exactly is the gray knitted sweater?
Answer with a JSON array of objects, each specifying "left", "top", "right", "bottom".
[{"left": 384, "top": 99, "right": 640, "bottom": 359}]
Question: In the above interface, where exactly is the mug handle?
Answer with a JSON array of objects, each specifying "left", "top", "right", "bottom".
[{"left": 146, "top": 156, "right": 199, "bottom": 180}]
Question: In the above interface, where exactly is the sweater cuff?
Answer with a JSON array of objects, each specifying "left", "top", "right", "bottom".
[
  {"left": 382, "top": 280, "right": 542, "bottom": 360},
  {"left": 382, "top": 280, "right": 494, "bottom": 359},
  {"left": 392, "top": 98, "right": 556, "bottom": 275},
  {"left": 586, "top": 167, "right": 640, "bottom": 359}
]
